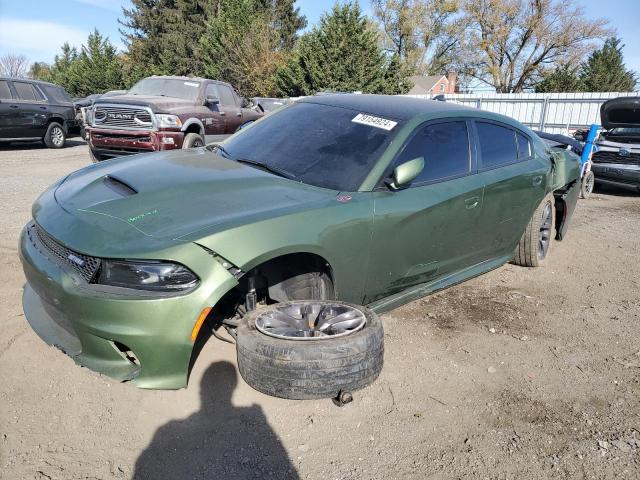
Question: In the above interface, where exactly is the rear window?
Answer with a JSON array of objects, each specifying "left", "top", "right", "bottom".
[
  {"left": 42, "top": 85, "right": 73, "bottom": 104},
  {"left": 0, "top": 80, "right": 11, "bottom": 100},
  {"left": 394, "top": 121, "right": 471, "bottom": 184},
  {"left": 13, "top": 81, "right": 44, "bottom": 101},
  {"left": 476, "top": 122, "right": 518, "bottom": 169},
  {"left": 516, "top": 132, "right": 531, "bottom": 158}
]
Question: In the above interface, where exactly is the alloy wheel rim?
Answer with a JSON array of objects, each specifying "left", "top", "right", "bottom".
[
  {"left": 52, "top": 127, "right": 64, "bottom": 146},
  {"left": 538, "top": 202, "right": 552, "bottom": 260},
  {"left": 255, "top": 302, "right": 367, "bottom": 340},
  {"left": 584, "top": 173, "right": 594, "bottom": 195}
]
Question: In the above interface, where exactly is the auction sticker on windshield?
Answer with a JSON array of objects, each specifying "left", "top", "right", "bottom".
[{"left": 352, "top": 113, "right": 397, "bottom": 131}]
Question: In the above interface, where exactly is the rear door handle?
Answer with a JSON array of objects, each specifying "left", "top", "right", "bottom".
[
  {"left": 219, "top": 111, "right": 226, "bottom": 116},
  {"left": 236, "top": 112, "right": 242, "bottom": 117},
  {"left": 532, "top": 175, "right": 543, "bottom": 186},
  {"left": 9, "top": 105, "right": 19, "bottom": 109},
  {"left": 464, "top": 196, "right": 480, "bottom": 210}
]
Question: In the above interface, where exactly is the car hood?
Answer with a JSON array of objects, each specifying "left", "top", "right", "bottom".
[
  {"left": 92, "top": 94, "right": 194, "bottom": 113},
  {"left": 53, "top": 149, "right": 336, "bottom": 242},
  {"left": 600, "top": 96, "right": 640, "bottom": 130}
]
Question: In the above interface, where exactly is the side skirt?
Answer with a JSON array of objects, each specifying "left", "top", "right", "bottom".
[{"left": 366, "top": 254, "right": 511, "bottom": 314}]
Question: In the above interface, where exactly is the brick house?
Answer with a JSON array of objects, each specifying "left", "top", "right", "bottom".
[{"left": 407, "top": 72, "right": 458, "bottom": 96}]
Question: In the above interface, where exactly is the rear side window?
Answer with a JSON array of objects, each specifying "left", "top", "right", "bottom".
[
  {"left": 476, "top": 122, "right": 518, "bottom": 169},
  {"left": 516, "top": 132, "right": 531, "bottom": 158},
  {"left": 42, "top": 85, "right": 72, "bottom": 104},
  {"left": 394, "top": 121, "right": 470, "bottom": 185},
  {"left": 13, "top": 82, "right": 44, "bottom": 101},
  {"left": 218, "top": 85, "right": 236, "bottom": 106},
  {"left": 0, "top": 80, "right": 12, "bottom": 99}
]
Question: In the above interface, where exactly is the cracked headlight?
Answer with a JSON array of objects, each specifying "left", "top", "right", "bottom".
[{"left": 96, "top": 260, "right": 198, "bottom": 291}]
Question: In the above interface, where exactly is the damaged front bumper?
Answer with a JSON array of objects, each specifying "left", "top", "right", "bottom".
[{"left": 19, "top": 223, "right": 238, "bottom": 389}]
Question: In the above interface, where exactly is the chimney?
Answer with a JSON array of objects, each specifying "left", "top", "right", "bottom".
[{"left": 446, "top": 71, "right": 457, "bottom": 94}]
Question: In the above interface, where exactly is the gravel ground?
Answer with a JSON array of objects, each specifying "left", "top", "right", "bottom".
[{"left": 1, "top": 141, "right": 639, "bottom": 480}]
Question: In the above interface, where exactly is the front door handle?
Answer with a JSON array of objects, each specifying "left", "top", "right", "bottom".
[
  {"left": 236, "top": 112, "right": 242, "bottom": 117},
  {"left": 219, "top": 111, "right": 226, "bottom": 116},
  {"left": 532, "top": 175, "right": 543, "bottom": 186},
  {"left": 9, "top": 105, "right": 19, "bottom": 109},
  {"left": 464, "top": 196, "right": 480, "bottom": 210}
]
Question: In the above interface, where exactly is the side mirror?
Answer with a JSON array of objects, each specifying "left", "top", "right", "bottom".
[
  {"left": 388, "top": 157, "right": 424, "bottom": 189},
  {"left": 205, "top": 94, "right": 220, "bottom": 106}
]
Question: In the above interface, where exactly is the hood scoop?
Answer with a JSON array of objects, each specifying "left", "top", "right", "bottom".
[{"left": 103, "top": 175, "right": 137, "bottom": 197}]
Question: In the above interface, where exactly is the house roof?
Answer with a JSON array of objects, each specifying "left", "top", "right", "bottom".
[{"left": 407, "top": 75, "right": 446, "bottom": 95}]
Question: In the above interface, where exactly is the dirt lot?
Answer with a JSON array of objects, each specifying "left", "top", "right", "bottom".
[{"left": 1, "top": 140, "right": 639, "bottom": 480}]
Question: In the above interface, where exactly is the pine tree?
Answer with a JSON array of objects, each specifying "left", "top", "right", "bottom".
[
  {"left": 581, "top": 37, "right": 637, "bottom": 92},
  {"left": 275, "top": 2, "right": 411, "bottom": 96},
  {"left": 535, "top": 64, "right": 584, "bottom": 93},
  {"left": 47, "top": 31, "right": 124, "bottom": 97}
]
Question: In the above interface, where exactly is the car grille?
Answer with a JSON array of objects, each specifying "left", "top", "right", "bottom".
[
  {"left": 592, "top": 150, "right": 640, "bottom": 166},
  {"left": 27, "top": 223, "right": 101, "bottom": 282},
  {"left": 93, "top": 105, "right": 153, "bottom": 130}
]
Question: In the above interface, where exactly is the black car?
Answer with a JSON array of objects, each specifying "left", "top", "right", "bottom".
[
  {"left": 590, "top": 97, "right": 640, "bottom": 192},
  {"left": 0, "top": 78, "right": 76, "bottom": 148}
]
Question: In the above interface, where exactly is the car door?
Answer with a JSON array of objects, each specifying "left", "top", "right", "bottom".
[
  {"left": 217, "top": 84, "right": 243, "bottom": 133},
  {"left": 0, "top": 79, "right": 18, "bottom": 139},
  {"left": 201, "top": 83, "right": 227, "bottom": 142},
  {"left": 473, "top": 120, "right": 548, "bottom": 259},
  {"left": 364, "top": 119, "right": 486, "bottom": 303},
  {"left": 11, "top": 81, "right": 49, "bottom": 138}
]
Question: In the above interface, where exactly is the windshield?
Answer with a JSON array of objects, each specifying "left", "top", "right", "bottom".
[
  {"left": 220, "top": 101, "right": 401, "bottom": 191},
  {"left": 609, "top": 127, "right": 640, "bottom": 136},
  {"left": 128, "top": 78, "right": 201, "bottom": 101}
]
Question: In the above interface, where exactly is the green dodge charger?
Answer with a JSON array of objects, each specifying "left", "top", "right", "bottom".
[{"left": 19, "top": 95, "right": 581, "bottom": 390}]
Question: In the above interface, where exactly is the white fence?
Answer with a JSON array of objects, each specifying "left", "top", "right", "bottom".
[{"left": 406, "top": 92, "right": 639, "bottom": 134}]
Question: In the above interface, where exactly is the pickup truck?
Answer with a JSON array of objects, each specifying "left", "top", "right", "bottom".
[{"left": 87, "top": 76, "right": 263, "bottom": 162}]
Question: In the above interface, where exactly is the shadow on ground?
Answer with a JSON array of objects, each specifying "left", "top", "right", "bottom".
[
  {"left": 134, "top": 361, "right": 299, "bottom": 480},
  {"left": 0, "top": 138, "right": 86, "bottom": 150}
]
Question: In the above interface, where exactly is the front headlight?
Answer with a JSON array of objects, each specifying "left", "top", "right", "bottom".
[
  {"left": 156, "top": 114, "right": 182, "bottom": 129},
  {"left": 95, "top": 260, "right": 198, "bottom": 292}
]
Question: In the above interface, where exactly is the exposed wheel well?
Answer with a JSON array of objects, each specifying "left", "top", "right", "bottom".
[
  {"left": 46, "top": 117, "right": 66, "bottom": 129},
  {"left": 183, "top": 122, "right": 203, "bottom": 136}
]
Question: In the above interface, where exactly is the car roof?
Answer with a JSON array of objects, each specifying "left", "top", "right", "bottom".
[
  {"left": 145, "top": 75, "right": 231, "bottom": 87},
  {"left": 300, "top": 94, "right": 478, "bottom": 121},
  {"left": 0, "top": 77, "right": 62, "bottom": 88}
]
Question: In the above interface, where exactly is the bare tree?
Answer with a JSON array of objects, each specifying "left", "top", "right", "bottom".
[
  {"left": 460, "top": 0, "right": 610, "bottom": 92},
  {"left": 371, "top": 0, "right": 462, "bottom": 75},
  {"left": 0, "top": 54, "right": 30, "bottom": 78}
]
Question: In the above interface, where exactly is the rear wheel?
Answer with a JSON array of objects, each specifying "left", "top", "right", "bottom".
[
  {"left": 580, "top": 170, "right": 595, "bottom": 199},
  {"left": 183, "top": 132, "right": 205, "bottom": 148},
  {"left": 43, "top": 122, "right": 66, "bottom": 149},
  {"left": 513, "top": 193, "right": 555, "bottom": 267}
]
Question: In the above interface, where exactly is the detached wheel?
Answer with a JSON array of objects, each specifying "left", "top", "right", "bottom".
[
  {"left": 183, "top": 132, "right": 205, "bottom": 148},
  {"left": 513, "top": 193, "right": 555, "bottom": 267},
  {"left": 44, "top": 122, "right": 66, "bottom": 148},
  {"left": 580, "top": 171, "right": 595, "bottom": 199},
  {"left": 237, "top": 301, "right": 384, "bottom": 400}
]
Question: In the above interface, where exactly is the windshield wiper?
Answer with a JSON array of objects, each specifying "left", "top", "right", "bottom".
[
  {"left": 209, "top": 144, "right": 231, "bottom": 158},
  {"left": 234, "top": 158, "right": 299, "bottom": 181}
]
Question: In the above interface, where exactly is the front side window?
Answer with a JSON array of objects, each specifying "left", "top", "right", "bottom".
[
  {"left": 476, "top": 122, "right": 518, "bottom": 169},
  {"left": 0, "top": 80, "right": 12, "bottom": 100},
  {"left": 218, "top": 85, "right": 236, "bottom": 106},
  {"left": 13, "top": 82, "right": 42, "bottom": 101},
  {"left": 393, "top": 121, "right": 471, "bottom": 185},
  {"left": 220, "top": 101, "right": 401, "bottom": 191}
]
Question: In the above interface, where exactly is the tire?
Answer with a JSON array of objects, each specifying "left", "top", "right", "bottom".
[
  {"left": 513, "top": 193, "right": 555, "bottom": 267},
  {"left": 43, "top": 122, "right": 66, "bottom": 149},
  {"left": 580, "top": 170, "right": 595, "bottom": 199},
  {"left": 236, "top": 300, "right": 384, "bottom": 400},
  {"left": 89, "top": 148, "right": 101, "bottom": 164},
  {"left": 182, "top": 132, "right": 205, "bottom": 148}
]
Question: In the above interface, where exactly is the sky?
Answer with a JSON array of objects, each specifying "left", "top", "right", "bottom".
[{"left": 0, "top": 0, "right": 638, "bottom": 74}]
